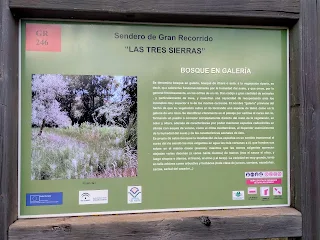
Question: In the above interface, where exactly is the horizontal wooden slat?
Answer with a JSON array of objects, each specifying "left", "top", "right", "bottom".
[
  {"left": 9, "top": 0, "right": 300, "bottom": 14},
  {"left": 9, "top": 207, "right": 302, "bottom": 240},
  {"left": 9, "top": 0, "right": 299, "bottom": 26}
]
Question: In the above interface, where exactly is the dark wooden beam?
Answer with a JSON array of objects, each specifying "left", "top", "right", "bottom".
[
  {"left": 0, "top": 0, "right": 19, "bottom": 239},
  {"left": 9, "top": 0, "right": 299, "bottom": 26},
  {"left": 9, "top": 207, "right": 302, "bottom": 240},
  {"left": 294, "top": 0, "right": 320, "bottom": 239},
  {"left": 288, "top": 18, "right": 301, "bottom": 240},
  {"left": 289, "top": 17, "right": 301, "bottom": 215}
]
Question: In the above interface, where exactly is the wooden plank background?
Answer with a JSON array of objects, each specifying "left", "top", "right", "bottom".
[
  {"left": 4, "top": 0, "right": 319, "bottom": 239},
  {"left": 9, "top": 0, "right": 300, "bottom": 14},
  {"left": 9, "top": 208, "right": 301, "bottom": 240},
  {"left": 0, "top": 0, "right": 19, "bottom": 240},
  {"left": 9, "top": 0, "right": 299, "bottom": 26}
]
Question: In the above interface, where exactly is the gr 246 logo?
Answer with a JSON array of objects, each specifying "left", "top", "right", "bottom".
[{"left": 128, "top": 186, "right": 142, "bottom": 204}]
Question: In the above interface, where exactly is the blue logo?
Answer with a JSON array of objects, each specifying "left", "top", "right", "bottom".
[
  {"left": 26, "top": 192, "right": 63, "bottom": 206},
  {"left": 127, "top": 186, "right": 142, "bottom": 204}
]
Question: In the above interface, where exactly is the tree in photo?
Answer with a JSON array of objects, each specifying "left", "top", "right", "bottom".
[{"left": 31, "top": 74, "right": 71, "bottom": 135}]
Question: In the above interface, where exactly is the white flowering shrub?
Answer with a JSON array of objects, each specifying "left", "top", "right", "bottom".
[{"left": 32, "top": 74, "right": 72, "bottom": 130}]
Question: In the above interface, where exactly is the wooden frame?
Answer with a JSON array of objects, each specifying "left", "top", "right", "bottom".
[
  {"left": 2, "top": 0, "right": 319, "bottom": 239},
  {"left": 9, "top": 0, "right": 299, "bottom": 26},
  {"left": 9, "top": 208, "right": 301, "bottom": 240},
  {"left": 0, "top": 0, "right": 19, "bottom": 240}
]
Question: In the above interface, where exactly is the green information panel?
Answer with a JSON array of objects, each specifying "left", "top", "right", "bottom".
[{"left": 19, "top": 20, "right": 289, "bottom": 218}]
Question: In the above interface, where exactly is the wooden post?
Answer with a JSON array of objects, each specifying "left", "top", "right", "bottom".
[
  {"left": 290, "top": 0, "right": 320, "bottom": 239},
  {"left": 0, "top": 0, "right": 19, "bottom": 240}
]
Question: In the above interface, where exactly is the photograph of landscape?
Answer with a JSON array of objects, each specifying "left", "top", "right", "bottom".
[{"left": 30, "top": 74, "right": 137, "bottom": 180}]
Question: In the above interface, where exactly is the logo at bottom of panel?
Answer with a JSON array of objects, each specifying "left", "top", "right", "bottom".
[
  {"left": 79, "top": 190, "right": 108, "bottom": 205},
  {"left": 128, "top": 186, "right": 142, "bottom": 204},
  {"left": 232, "top": 191, "right": 245, "bottom": 200}
]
